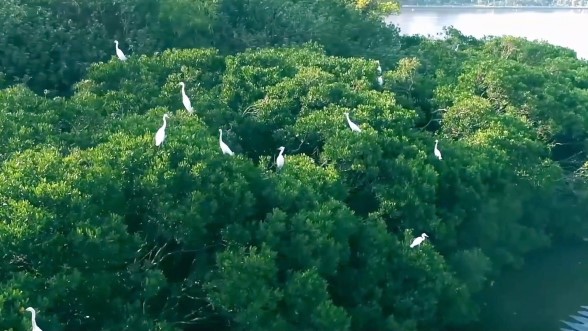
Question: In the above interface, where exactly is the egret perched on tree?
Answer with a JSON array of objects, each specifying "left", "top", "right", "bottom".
[
  {"left": 344, "top": 112, "right": 361, "bottom": 132},
  {"left": 561, "top": 306, "right": 588, "bottom": 331},
  {"left": 276, "top": 146, "right": 285, "bottom": 170},
  {"left": 410, "top": 233, "right": 429, "bottom": 248},
  {"left": 434, "top": 139, "right": 442, "bottom": 160},
  {"left": 377, "top": 75, "right": 384, "bottom": 86},
  {"left": 219, "top": 129, "right": 234, "bottom": 156},
  {"left": 376, "top": 60, "right": 382, "bottom": 75},
  {"left": 155, "top": 114, "right": 170, "bottom": 147},
  {"left": 26, "top": 307, "right": 43, "bottom": 331},
  {"left": 178, "top": 82, "right": 193, "bottom": 114},
  {"left": 114, "top": 40, "right": 127, "bottom": 61}
]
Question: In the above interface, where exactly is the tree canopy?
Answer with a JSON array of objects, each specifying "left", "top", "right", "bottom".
[{"left": 1, "top": 1, "right": 588, "bottom": 331}]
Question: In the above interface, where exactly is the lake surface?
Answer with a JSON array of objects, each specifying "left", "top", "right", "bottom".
[
  {"left": 469, "top": 243, "right": 588, "bottom": 331},
  {"left": 386, "top": 7, "right": 588, "bottom": 59}
]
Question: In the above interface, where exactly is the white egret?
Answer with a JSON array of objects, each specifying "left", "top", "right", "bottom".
[
  {"left": 377, "top": 75, "right": 384, "bottom": 86},
  {"left": 178, "top": 82, "right": 193, "bottom": 114},
  {"left": 219, "top": 129, "right": 234, "bottom": 156},
  {"left": 155, "top": 114, "right": 170, "bottom": 147},
  {"left": 114, "top": 40, "right": 127, "bottom": 61},
  {"left": 344, "top": 112, "right": 361, "bottom": 132},
  {"left": 376, "top": 60, "right": 382, "bottom": 75},
  {"left": 410, "top": 233, "right": 429, "bottom": 248},
  {"left": 434, "top": 139, "right": 442, "bottom": 160},
  {"left": 276, "top": 146, "right": 285, "bottom": 170},
  {"left": 26, "top": 307, "right": 43, "bottom": 331}
]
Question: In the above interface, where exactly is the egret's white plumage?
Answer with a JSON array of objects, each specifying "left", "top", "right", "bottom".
[
  {"left": 179, "top": 82, "right": 193, "bottom": 114},
  {"left": 26, "top": 307, "right": 43, "bottom": 331},
  {"left": 376, "top": 60, "right": 382, "bottom": 75},
  {"left": 276, "top": 146, "right": 285, "bottom": 170},
  {"left": 114, "top": 40, "right": 127, "bottom": 61},
  {"left": 434, "top": 139, "right": 442, "bottom": 160},
  {"left": 155, "top": 114, "right": 170, "bottom": 147},
  {"left": 377, "top": 75, "right": 384, "bottom": 86},
  {"left": 219, "top": 129, "right": 234, "bottom": 156},
  {"left": 410, "top": 233, "right": 428, "bottom": 248},
  {"left": 344, "top": 112, "right": 361, "bottom": 132}
]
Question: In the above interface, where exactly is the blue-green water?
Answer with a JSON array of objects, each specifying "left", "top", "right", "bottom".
[
  {"left": 386, "top": 7, "right": 588, "bottom": 59},
  {"left": 468, "top": 242, "right": 588, "bottom": 331}
]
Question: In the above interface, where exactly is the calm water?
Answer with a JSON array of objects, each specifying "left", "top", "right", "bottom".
[
  {"left": 470, "top": 243, "right": 588, "bottom": 331},
  {"left": 386, "top": 7, "right": 588, "bottom": 59}
]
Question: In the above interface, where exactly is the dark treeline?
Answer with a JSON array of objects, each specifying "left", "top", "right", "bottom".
[{"left": 0, "top": 0, "right": 587, "bottom": 330}]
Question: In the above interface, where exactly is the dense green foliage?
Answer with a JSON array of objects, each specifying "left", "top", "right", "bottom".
[
  {"left": 0, "top": 0, "right": 400, "bottom": 95},
  {"left": 1, "top": 1, "right": 588, "bottom": 330}
]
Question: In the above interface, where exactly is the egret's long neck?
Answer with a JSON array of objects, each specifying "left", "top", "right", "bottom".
[
  {"left": 278, "top": 149, "right": 284, "bottom": 157},
  {"left": 30, "top": 311, "right": 38, "bottom": 328},
  {"left": 435, "top": 141, "right": 438, "bottom": 149},
  {"left": 181, "top": 85, "right": 186, "bottom": 97},
  {"left": 219, "top": 131, "right": 223, "bottom": 142},
  {"left": 162, "top": 117, "right": 167, "bottom": 128}
]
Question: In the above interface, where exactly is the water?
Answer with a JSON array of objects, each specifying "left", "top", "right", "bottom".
[
  {"left": 385, "top": 7, "right": 588, "bottom": 59},
  {"left": 471, "top": 243, "right": 588, "bottom": 331}
]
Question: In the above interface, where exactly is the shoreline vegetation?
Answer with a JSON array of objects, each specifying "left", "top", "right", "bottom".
[{"left": 2, "top": 0, "right": 588, "bottom": 331}]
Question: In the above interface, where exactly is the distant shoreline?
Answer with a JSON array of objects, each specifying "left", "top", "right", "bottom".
[{"left": 401, "top": 4, "right": 588, "bottom": 9}]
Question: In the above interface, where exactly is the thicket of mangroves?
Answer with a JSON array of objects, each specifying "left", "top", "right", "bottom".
[{"left": 1, "top": 0, "right": 587, "bottom": 330}]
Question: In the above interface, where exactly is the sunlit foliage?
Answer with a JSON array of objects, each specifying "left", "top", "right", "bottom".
[{"left": 0, "top": 2, "right": 587, "bottom": 331}]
